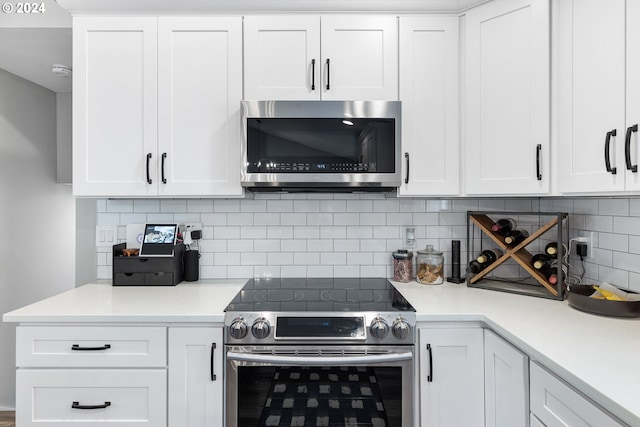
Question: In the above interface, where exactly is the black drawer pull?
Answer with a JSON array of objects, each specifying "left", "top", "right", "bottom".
[
  {"left": 625, "top": 124, "right": 638, "bottom": 173},
  {"left": 427, "top": 343, "right": 433, "bottom": 382},
  {"left": 72, "top": 401, "right": 111, "bottom": 410},
  {"left": 71, "top": 344, "right": 111, "bottom": 351},
  {"left": 146, "top": 153, "right": 153, "bottom": 184},
  {"left": 311, "top": 58, "right": 316, "bottom": 91}
]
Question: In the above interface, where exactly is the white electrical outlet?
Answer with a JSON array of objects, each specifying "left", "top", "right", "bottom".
[
  {"left": 185, "top": 223, "right": 202, "bottom": 232},
  {"left": 574, "top": 231, "right": 596, "bottom": 258},
  {"left": 404, "top": 226, "right": 416, "bottom": 249}
]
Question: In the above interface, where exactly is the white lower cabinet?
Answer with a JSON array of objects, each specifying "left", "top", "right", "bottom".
[
  {"left": 484, "top": 329, "right": 529, "bottom": 427},
  {"left": 168, "top": 327, "right": 224, "bottom": 427},
  {"left": 16, "top": 369, "right": 166, "bottom": 426},
  {"left": 530, "top": 361, "right": 626, "bottom": 427},
  {"left": 418, "top": 327, "right": 484, "bottom": 427}
]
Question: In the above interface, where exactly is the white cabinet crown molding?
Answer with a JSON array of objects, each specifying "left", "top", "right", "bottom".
[{"left": 56, "top": 0, "right": 487, "bottom": 14}]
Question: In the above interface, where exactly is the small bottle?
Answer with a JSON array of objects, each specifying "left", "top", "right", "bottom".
[
  {"left": 504, "top": 229, "right": 530, "bottom": 246},
  {"left": 531, "top": 253, "right": 552, "bottom": 270},
  {"left": 477, "top": 248, "right": 503, "bottom": 265},
  {"left": 544, "top": 242, "right": 562, "bottom": 258},
  {"left": 491, "top": 218, "right": 517, "bottom": 236}
]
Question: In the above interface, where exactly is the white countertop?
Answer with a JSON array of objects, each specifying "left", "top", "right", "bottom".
[
  {"left": 3, "top": 279, "right": 640, "bottom": 426},
  {"left": 2, "top": 279, "right": 246, "bottom": 323}
]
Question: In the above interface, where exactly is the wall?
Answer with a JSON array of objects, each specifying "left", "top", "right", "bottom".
[
  {"left": 0, "top": 69, "right": 76, "bottom": 409},
  {"left": 0, "top": 0, "right": 71, "bottom": 27},
  {"left": 94, "top": 194, "right": 640, "bottom": 294}
]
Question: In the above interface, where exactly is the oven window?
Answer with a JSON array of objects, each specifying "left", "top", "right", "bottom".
[
  {"left": 236, "top": 366, "right": 403, "bottom": 427},
  {"left": 246, "top": 118, "right": 396, "bottom": 174}
]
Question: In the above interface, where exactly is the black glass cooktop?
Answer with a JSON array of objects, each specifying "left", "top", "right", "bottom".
[{"left": 224, "top": 278, "right": 415, "bottom": 313}]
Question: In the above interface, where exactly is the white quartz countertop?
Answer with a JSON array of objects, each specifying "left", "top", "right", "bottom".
[
  {"left": 2, "top": 279, "right": 246, "bottom": 323},
  {"left": 4, "top": 279, "right": 640, "bottom": 426}
]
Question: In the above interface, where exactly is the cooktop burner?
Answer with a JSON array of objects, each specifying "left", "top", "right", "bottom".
[{"left": 224, "top": 277, "right": 415, "bottom": 313}]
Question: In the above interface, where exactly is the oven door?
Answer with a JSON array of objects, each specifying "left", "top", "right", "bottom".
[{"left": 225, "top": 345, "right": 414, "bottom": 427}]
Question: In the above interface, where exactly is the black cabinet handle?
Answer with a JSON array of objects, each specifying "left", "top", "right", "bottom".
[
  {"left": 71, "top": 344, "right": 111, "bottom": 351},
  {"left": 426, "top": 343, "right": 433, "bottom": 382},
  {"left": 536, "top": 144, "right": 542, "bottom": 181},
  {"left": 604, "top": 129, "right": 617, "bottom": 175},
  {"left": 72, "top": 401, "right": 111, "bottom": 410},
  {"left": 311, "top": 59, "right": 316, "bottom": 91},
  {"left": 210, "top": 342, "right": 217, "bottom": 381},
  {"left": 625, "top": 124, "right": 638, "bottom": 173},
  {"left": 404, "top": 152, "right": 410, "bottom": 184},
  {"left": 146, "top": 153, "right": 153, "bottom": 184},
  {"left": 161, "top": 152, "right": 167, "bottom": 184},
  {"left": 326, "top": 58, "right": 330, "bottom": 90}
]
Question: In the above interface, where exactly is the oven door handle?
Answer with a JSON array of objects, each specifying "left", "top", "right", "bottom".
[{"left": 226, "top": 351, "right": 413, "bottom": 366}]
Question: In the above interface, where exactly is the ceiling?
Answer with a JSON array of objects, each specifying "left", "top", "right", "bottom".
[{"left": 0, "top": 28, "right": 72, "bottom": 93}]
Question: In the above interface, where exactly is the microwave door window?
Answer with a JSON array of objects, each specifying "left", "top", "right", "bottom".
[{"left": 246, "top": 118, "right": 395, "bottom": 173}]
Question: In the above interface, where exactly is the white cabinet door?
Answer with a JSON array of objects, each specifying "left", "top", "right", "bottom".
[
  {"left": 244, "top": 15, "right": 397, "bottom": 101},
  {"left": 530, "top": 362, "right": 625, "bottom": 427},
  {"left": 321, "top": 15, "right": 398, "bottom": 100},
  {"left": 464, "top": 0, "right": 550, "bottom": 195},
  {"left": 419, "top": 328, "right": 484, "bottom": 427},
  {"left": 243, "top": 16, "right": 320, "bottom": 100},
  {"left": 556, "top": 0, "right": 626, "bottom": 193},
  {"left": 398, "top": 16, "right": 459, "bottom": 196},
  {"left": 484, "top": 329, "right": 529, "bottom": 427},
  {"left": 158, "top": 17, "right": 242, "bottom": 196},
  {"left": 168, "top": 327, "right": 223, "bottom": 427},
  {"left": 625, "top": 0, "right": 640, "bottom": 191},
  {"left": 73, "top": 17, "right": 158, "bottom": 197}
]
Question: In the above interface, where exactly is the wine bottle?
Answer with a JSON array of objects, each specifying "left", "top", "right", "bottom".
[
  {"left": 491, "top": 218, "right": 517, "bottom": 236},
  {"left": 544, "top": 242, "right": 562, "bottom": 258},
  {"left": 539, "top": 265, "right": 558, "bottom": 285},
  {"left": 504, "top": 229, "right": 530, "bottom": 246},
  {"left": 530, "top": 253, "right": 552, "bottom": 270},
  {"left": 468, "top": 260, "right": 486, "bottom": 274},
  {"left": 477, "top": 248, "right": 504, "bottom": 265}
]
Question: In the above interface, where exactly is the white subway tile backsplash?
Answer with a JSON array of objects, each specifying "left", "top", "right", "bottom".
[
  {"left": 187, "top": 199, "right": 214, "bottom": 213},
  {"left": 613, "top": 216, "right": 640, "bottom": 236},
  {"left": 90, "top": 195, "right": 640, "bottom": 285},
  {"left": 599, "top": 198, "right": 629, "bottom": 216},
  {"left": 107, "top": 200, "right": 133, "bottom": 213},
  {"left": 334, "top": 213, "right": 360, "bottom": 226},
  {"left": 161, "top": 200, "right": 186, "bottom": 213}
]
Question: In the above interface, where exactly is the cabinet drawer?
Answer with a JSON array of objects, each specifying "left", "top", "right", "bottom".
[
  {"left": 17, "top": 326, "right": 166, "bottom": 367},
  {"left": 16, "top": 369, "right": 166, "bottom": 426},
  {"left": 530, "top": 362, "right": 625, "bottom": 427}
]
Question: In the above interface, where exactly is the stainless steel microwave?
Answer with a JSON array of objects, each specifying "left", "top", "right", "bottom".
[{"left": 240, "top": 100, "right": 401, "bottom": 192}]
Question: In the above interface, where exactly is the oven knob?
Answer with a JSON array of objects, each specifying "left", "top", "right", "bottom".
[
  {"left": 229, "top": 317, "right": 248, "bottom": 339},
  {"left": 251, "top": 317, "right": 271, "bottom": 339},
  {"left": 392, "top": 317, "right": 411, "bottom": 340},
  {"left": 370, "top": 317, "right": 389, "bottom": 339}
]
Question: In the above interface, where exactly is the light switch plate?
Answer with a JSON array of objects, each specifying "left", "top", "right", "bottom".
[{"left": 96, "top": 225, "right": 118, "bottom": 247}]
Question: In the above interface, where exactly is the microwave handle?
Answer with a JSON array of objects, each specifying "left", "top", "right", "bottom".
[
  {"left": 226, "top": 350, "right": 413, "bottom": 366},
  {"left": 404, "top": 152, "right": 410, "bottom": 184}
]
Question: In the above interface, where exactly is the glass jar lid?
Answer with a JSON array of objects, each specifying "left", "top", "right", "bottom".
[
  {"left": 392, "top": 249, "right": 413, "bottom": 259},
  {"left": 417, "top": 244, "right": 442, "bottom": 255}
]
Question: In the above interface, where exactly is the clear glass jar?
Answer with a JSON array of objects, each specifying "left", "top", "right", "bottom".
[
  {"left": 416, "top": 245, "right": 444, "bottom": 284},
  {"left": 392, "top": 249, "right": 413, "bottom": 283}
]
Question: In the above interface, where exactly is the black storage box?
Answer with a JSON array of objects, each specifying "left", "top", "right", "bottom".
[{"left": 112, "top": 243, "right": 184, "bottom": 286}]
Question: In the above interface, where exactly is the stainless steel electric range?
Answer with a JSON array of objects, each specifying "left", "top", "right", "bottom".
[{"left": 223, "top": 277, "right": 416, "bottom": 427}]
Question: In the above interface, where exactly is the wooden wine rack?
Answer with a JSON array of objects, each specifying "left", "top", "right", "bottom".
[{"left": 467, "top": 212, "right": 568, "bottom": 300}]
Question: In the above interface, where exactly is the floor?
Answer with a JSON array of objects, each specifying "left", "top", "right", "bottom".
[{"left": 0, "top": 411, "right": 15, "bottom": 427}]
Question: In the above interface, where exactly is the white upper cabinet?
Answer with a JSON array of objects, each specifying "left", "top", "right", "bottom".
[
  {"left": 243, "top": 15, "right": 398, "bottom": 100},
  {"left": 628, "top": 0, "right": 640, "bottom": 192},
  {"left": 398, "top": 16, "right": 459, "bottom": 196},
  {"left": 556, "top": 0, "right": 629, "bottom": 193},
  {"left": 73, "top": 16, "right": 243, "bottom": 197},
  {"left": 464, "top": 0, "right": 550, "bottom": 195},
  {"left": 73, "top": 17, "right": 158, "bottom": 197},
  {"left": 157, "top": 17, "right": 242, "bottom": 196}
]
